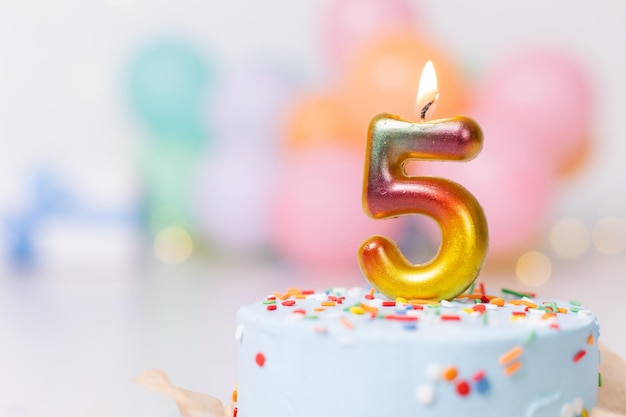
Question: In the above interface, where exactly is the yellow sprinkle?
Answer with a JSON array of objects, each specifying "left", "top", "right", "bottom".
[
  {"left": 521, "top": 300, "right": 537, "bottom": 309},
  {"left": 507, "top": 299, "right": 522, "bottom": 306},
  {"left": 462, "top": 308, "right": 474, "bottom": 314},
  {"left": 442, "top": 366, "right": 458, "bottom": 381},
  {"left": 321, "top": 301, "right": 336, "bottom": 307},
  {"left": 349, "top": 306, "right": 365, "bottom": 315},
  {"left": 340, "top": 317, "right": 354, "bottom": 330},
  {"left": 232, "top": 389, "right": 238, "bottom": 403},
  {"left": 396, "top": 296, "right": 408, "bottom": 304},
  {"left": 504, "top": 361, "right": 522, "bottom": 376},
  {"left": 499, "top": 346, "right": 523, "bottom": 365},
  {"left": 295, "top": 294, "right": 306, "bottom": 299},
  {"left": 314, "top": 307, "right": 326, "bottom": 312},
  {"left": 588, "top": 334, "right": 594, "bottom": 345},
  {"left": 510, "top": 315, "right": 525, "bottom": 322},
  {"left": 490, "top": 298, "right": 505, "bottom": 307}
]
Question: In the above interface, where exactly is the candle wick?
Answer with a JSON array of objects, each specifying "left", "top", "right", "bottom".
[{"left": 420, "top": 94, "right": 439, "bottom": 121}]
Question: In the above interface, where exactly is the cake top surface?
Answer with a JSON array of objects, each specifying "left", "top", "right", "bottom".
[{"left": 237, "top": 285, "right": 598, "bottom": 341}]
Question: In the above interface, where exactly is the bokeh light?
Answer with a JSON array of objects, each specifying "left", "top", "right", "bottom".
[
  {"left": 515, "top": 251, "right": 552, "bottom": 287},
  {"left": 154, "top": 226, "right": 193, "bottom": 264},
  {"left": 592, "top": 216, "right": 626, "bottom": 255},
  {"left": 549, "top": 218, "right": 590, "bottom": 258}
]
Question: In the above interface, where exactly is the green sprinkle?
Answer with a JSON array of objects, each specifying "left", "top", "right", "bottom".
[
  {"left": 570, "top": 306, "right": 583, "bottom": 313},
  {"left": 536, "top": 306, "right": 548, "bottom": 311},
  {"left": 569, "top": 299, "right": 582, "bottom": 306},
  {"left": 549, "top": 302, "right": 558, "bottom": 313},
  {"left": 262, "top": 299, "right": 276, "bottom": 304},
  {"left": 599, "top": 372, "right": 603, "bottom": 387},
  {"left": 482, "top": 311, "right": 489, "bottom": 325},
  {"left": 501, "top": 288, "right": 529, "bottom": 298},
  {"left": 524, "top": 330, "right": 537, "bottom": 346},
  {"left": 427, "top": 303, "right": 441, "bottom": 308},
  {"left": 305, "top": 315, "right": 319, "bottom": 320},
  {"left": 474, "top": 298, "right": 482, "bottom": 304},
  {"left": 468, "top": 282, "right": 476, "bottom": 295}
]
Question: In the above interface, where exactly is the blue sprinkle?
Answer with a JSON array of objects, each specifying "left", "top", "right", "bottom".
[
  {"left": 476, "top": 377, "right": 490, "bottom": 394},
  {"left": 395, "top": 308, "right": 407, "bottom": 315},
  {"left": 403, "top": 323, "right": 417, "bottom": 331}
]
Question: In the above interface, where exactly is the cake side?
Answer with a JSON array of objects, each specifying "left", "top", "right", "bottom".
[{"left": 235, "top": 287, "right": 600, "bottom": 417}]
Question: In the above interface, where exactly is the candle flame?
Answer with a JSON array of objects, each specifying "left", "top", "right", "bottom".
[{"left": 415, "top": 60, "right": 439, "bottom": 121}]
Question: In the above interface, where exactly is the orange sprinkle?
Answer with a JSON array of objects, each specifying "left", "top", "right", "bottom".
[
  {"left": 321, "top": 301, "right": 336, "bottom": 307},
  {"left": 368, "top": 288, "right": 375, "bottom": 296},
  {"left": 340, "top": 317, "right": 354, "bottom": 330},
  {"left": 504, "top": 361, "right": 522, "bottom": 376},
  {"left": 588, "top": 334, "right": 595, "bottom": 345},
  {"left": 286, "top": 288, "right": 301, "bottom": 295},
  {"left": 442, "top": 366, "right": 458, "bottom": 381},
  {"left": 455, "top": 294, "right": 484, "bottom": 300},
  {"left": 499, "top": 346, "right": 523, "bottom": 365},
  {"left": 557, "top": 307, "right": 568, "bottom": 314},
  {"left": 490, "top": 298, "right": 505, "bottom": 307},
  {"left": 360, "top": 303, "right": 378, "bottom": 314},
  {"left": 507, "top": 299, "right": 522, "bottom": 305},
  {"left": 232, "top": 389, "right": 238, "bottom": 402},
  {"left": 314, "top": 307, "right": 326, "bottom": 312},
  {"left": 279, "top": 293, "right": 291, "bottom": 301},
  {"left": 295, "top": 294, "right": 306, "bottom": 299},
  {"left": 521, "top": 300, "right": 537, "bottom": 309},
  {"left": 541, "top": 313, "right": 557, "bottom": 320}
]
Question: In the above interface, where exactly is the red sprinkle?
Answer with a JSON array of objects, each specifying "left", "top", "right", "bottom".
[
  {"left": 266, "top": 305, "right": 277, "bottom": 311},
  {"left": 385, "top": 315, "right": 418, "bottom": 322},
  {"left": 472, "top": 370, "right": 485, "bottom": 381},
  {"left": 266, "top": 296, "right": 276, "bottom": 300},
  {"left": 573, "top": 350, "right": 587, "bottom": 363},
  {"left": 512, "top": 311, "right": 526, "bottom": 316},
  {"left": 301, "top": 290, "right": 315, "bottom": 295},
  {"left": 472, "top": 304, "right": 486, "bottom": 313},
  {"left": 550, "top": 323, "right": 560, "bottom": 330},
  {"left": 479, "top": 282, "right": 486, "bottom": 296},
  {"left": 456, "top": 380, "right": 471, "bottom": 396},
  {"left": 255, "top": 353, "right": 266, "bottom": 367},
  {"left": 480, "top": 296, "right": 490, "bottom": 303},
  {"left": 281, "top": 300, "right": 296, "bottom": 306},
  {"left": 327, "top": 295, "right": 337, "bottom": 301},
  {"left": 382, "top": 301, "right": 396, "bottom": 307},
  {"left": 233, "top": 407, "right": 238, "bottom": 417},
  {"left": 441, "top": 315, "right": 461, "bottom": 321},
  {"left": 365, "top": 294, "right": 374, "bottom": 300},
  {"left": 293, "top": 309, "right": 306, "bottom": 314}
]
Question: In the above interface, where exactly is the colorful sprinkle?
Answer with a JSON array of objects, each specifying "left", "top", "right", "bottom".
[
  {"left": 524, "top": 331, "right": 537, "bottom": 346},
  {"left": 573, "top": 350, "right": 586, "bottom": 363},
  {"left": 475, "top": 377, "right": 490, "bottom": 394},
  {"left": 385, "top": 314, "right": 418, "bottom": 322},
  {"left": 490, "top": 298, "right": 505, "bottom": 307},
  {"left": 440, "top": 315, "right": 461, "bottom": 321},
  {"left": 262, "top": 299, "right": 276, "bottom": 305},
  {"left": 321, "top": 301, "right": 336, "bottom": 307},
  {"left": 569, "top": 299, "right": 582, "bottom": 306},
  {"left": 415, "top": 384, "right": 435, "bottom": 405},
  {"left": 382, "top": 301, "right": 396, "bottom": 307},
  {"left": 499, "top": 346, "right": 523, "bottom": 365},
  {"left": 456, "top": 380, "right": 471, "bottom": 396},
  {"left": 598, "top": 372, "right": 602, "bottom": 387},
  {"left": 349, "top": 306, "right": 365, "bottom": 315},
  {"left": 232, "top": 389, "right": 238, "bottom": 402},
  {"left": 504, "top": 361, "right": 522, "bottom": 376},
  {"left": 340, "top": 317, "right": 354, "bottom": 330},
  {"left": 266, "top": 304, "right": 277, "bottom": 311},
  {"left": 502, "top": 288, "right": 533, "bottom": 298},
  {"left": 472, "top": 370, "right": 485, "bottom": 381},
  {"left": 255, "top": 353, "right": 265, "bottom": 367},
  {"left": 442, "top": 366, "right": 458, "bottom": 381},
  {"left": 587, "top": 334, "right": 594, "bottom": 345},
  {"left": 282, "top": 300, "right": 296, "bottom": 306}
]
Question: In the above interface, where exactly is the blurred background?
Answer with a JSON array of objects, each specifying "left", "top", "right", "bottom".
[{"left": 0, "top": 0, "right": 625, "bottom": 415}]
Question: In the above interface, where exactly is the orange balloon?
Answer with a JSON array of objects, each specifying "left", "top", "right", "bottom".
[
  {"left": 555, "top": 130, "right": 592, "bottom": 179},
  {"left": 339, "top": 32, "right": 469, "bottom": 136},
  {"left": 284, "top": 93, "right": 359, "bottom": 149}
]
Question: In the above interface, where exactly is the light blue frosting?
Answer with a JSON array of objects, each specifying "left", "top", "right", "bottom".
[{"left": 235, "top": 288, "right": 599, "bottom": 417}]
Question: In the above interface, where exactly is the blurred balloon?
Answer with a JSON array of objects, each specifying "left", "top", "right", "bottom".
[
  {"left": 210, "top": 61, "right": 296, "bottom": 150},
  {"left": 339, "top": 32, "right": 469, "bottom": 139},
  {"left": 193, "top": 143, "right": 278, "bottom": 253},
  {"left": 284, "top": 93, "right": 358, "bottom": 149},
  {"left": 268, "top": 145, "right": 403, "bottom": 274},
  {"left": 413, "top": 106, "right": 554, "bottom": 261},
  {"left": 321, "top": 0, "right": 419, "bottom": 70},
  {"left": 128, "top": 40, "right": 211, "bottom": 148},
  {"left": 478, "top": 49, "right": 592, "bottom": 177}
]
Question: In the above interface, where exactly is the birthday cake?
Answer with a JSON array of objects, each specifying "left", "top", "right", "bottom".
[{"left": 234, "top": 286, "right": 600, "bottom": 417}]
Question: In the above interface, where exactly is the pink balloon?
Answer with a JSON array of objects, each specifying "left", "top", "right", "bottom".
[
  {"left": 412, "top": 107, "right": 554, "bottom": 261},
  {"left": 269, "top": 145, "right": 403, "bottom": 277},
  {"left": 477, "top": 49, "right": 592, "bottom": 165},
  {"left": 321, "top": 0, "right": 419, "bottom": 69}
]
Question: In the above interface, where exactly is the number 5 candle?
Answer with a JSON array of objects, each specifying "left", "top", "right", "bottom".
[{"left": 358, "top": 61, "right": 488, "bottom": 301}]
